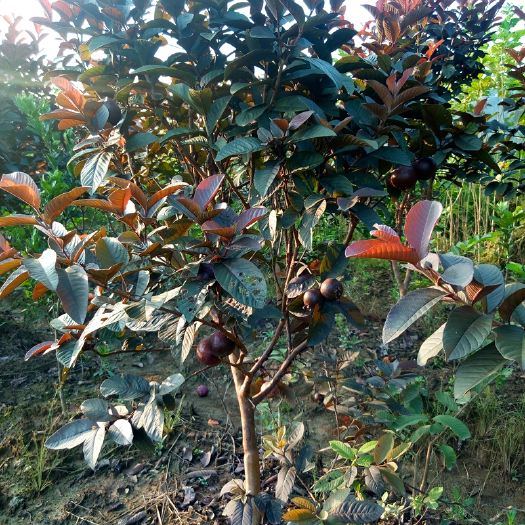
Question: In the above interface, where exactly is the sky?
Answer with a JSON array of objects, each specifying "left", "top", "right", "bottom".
[{"left": 0, "top": 0, "right": 373, "bottom": 56}]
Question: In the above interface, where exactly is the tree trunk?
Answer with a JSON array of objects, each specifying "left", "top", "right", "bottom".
[{"left": 230, "top": 356, "right": 260, "bottom": 495}]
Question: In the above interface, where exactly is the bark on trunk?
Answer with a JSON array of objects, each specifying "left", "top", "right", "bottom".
[{"left": 230, "top": 356, "right": 260, "bottom": 495}]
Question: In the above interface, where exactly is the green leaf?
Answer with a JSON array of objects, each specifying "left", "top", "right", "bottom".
[
  {"left": 443, "top": 306, "right": 493, "bottom": 360},
  {"left": 357, "top": 441, "right": 378, "bottom": 453},
  {"left": 81, "top": 151, "right": 111, "bottom": 194},
  {"left": 216, "top": 137, "right": 263, "bottom": 162},
  {"left": 56, "top": 266, "right": 89, "bottom": 325},
  {"left": 100, "top": 374, "right": 150, "bottom": 400},
  {"left": 254, "top": 161, "right": 280, "bottom": 197},
  {"left": 393, "top": 415, "right": 428, "bottom": 431},
  {"left": 124, "top": 133, "right": 160, "bottom": 153},
  {"left": 417, "top": 322, "right": 446, "bottom": 365},
  {"left": 45, "top": 419, "right": 95, "bottom": 449},
  {"left": 323, "top": 488, "right": 350, "bottom": 513},
  {"left": 454, "top": 343, "right": 507, "bottom": 399},
  {"left": 287, "top": 125, "right": 336, "bottom": 143},
  {"left": 96, "top": 237, "right": 129, "bottom": 268},
  {"left": 439, "top": 445, "right": 456, "bottom": 470},
  {"left": 224, "top": 50, "right": 270, "bottom": 80},
  {"left": 298, "top": 199, "right": 326, "bottom": 250},
  {"left": 427, "top": 487, "right": 444, "bottom": 501},
  {"left": 158, "top": 373, "right": 185, "bottom": 395},
  {"left": 320, "top": 242, "right": 349, "bottom": 280},
  {"left": 435, "top": 391, "right": 458, "bottom": 413},
  {"left": 377, "top": 467, "right": 406, "bottom": 495},
  {"left": 433, "top": 415, "right": 470, "bottom": 440},
  {"left": 23, "top": 248, "right": 59, "bottom": 291},
  {"left": 364, "top": 466, "right": 385, "bottom": 496},
  {"left": 132, "top": 65, "right": 195, "bottom": 84},
  {"left": 279, "top": 0, "right": 305, "bottom": 27},
  {"left": 250, "top": 26, "right": 276, "bottom": 38},
  {"left": 206, "top": 96, "right": 231, "bottom": 134},
  {"left": 88, "top": 35, "right": 120, "bottom": 52},
  {"left": 476, "top": 264, "right": 504, "bottom": 313},
  {"left": 371, "top": 147, "right": 412, "bottom": 166},
  {"left": 287, "top": 151, "right": 324, "bottom": 173},
  {"left": 374, "top": 433, "right": 394, "bottom": 464},
  {"left": 330, "top": 500, "right": 384, "bottom": 523},
  {"left": 454, "top": 133, "right": 482, "bottom": 151},
  {"left": 80, "top": 399, "right": 118, "bottom": 422},
  {"left": 236, "top": 104, "right": 267, "bottom": 127},
  {"left": 214, "top": 258, "right": 267, "bottom": 308},
  {"left": 330, "top": 440, "right": 356, "bottom": 460},
  {"left": 107, "top": 419, "right": 133, "bottom": 446},
  {"left": 383, "top": 288, "right": 447, "bottom": 344},
  {"left": 307, "top": 300, "right": 335, "bottom": 346},
  {"left": 494, "top": 325, "right": 525, "bottom": 369}
]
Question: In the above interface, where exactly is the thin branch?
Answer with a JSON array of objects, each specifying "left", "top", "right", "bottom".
[
  {"left": 250, "top": 319, "right": 286, "bottom": 375},
  {"left": 252, "top": 339, "right": 309, "bottom": 405}
]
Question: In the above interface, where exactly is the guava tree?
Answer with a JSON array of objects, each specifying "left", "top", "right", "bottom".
[{"left": 0, "top": 0, "right": 504, "bottom": 519}]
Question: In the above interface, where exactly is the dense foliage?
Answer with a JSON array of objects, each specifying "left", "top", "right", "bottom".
[{"left": 2, "top": 0, "right": 525, "bottom": 522}]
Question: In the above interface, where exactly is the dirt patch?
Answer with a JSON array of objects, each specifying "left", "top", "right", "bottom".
[{"left": 0, "top": 298, "right": 524, "bottom": 525}]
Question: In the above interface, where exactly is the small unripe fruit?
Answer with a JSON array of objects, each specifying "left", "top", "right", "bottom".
[
  {"left": 210, "top": 330, "right": 236, "bottom": 357},
  {"left": 260, "top": 381, "right": 279, "bottom": 399},
  {"left": 304, "top": 288, "right": 322, "bottom": 310},
  {"left": 197, "top": 262, "right": 215, "bottom": 281},
  {"left": 413, "top": 157, "right": 437, "bottom": 181},
  {"left": 320, "top": 278, "right": 344, "bottom": 301},
  {"left": 196, "top": 337, "right": 221, "bottom": 366},
  {"left": 390, "top": 166, "right": 417, "bottom": 191},
  {"left": 197, "top": 385, "right": 209, "bottom": 397}
]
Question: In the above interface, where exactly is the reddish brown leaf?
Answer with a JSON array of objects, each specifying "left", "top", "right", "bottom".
[
  {"left": 51, "top": 76, "right": 75, "bottom": 92},
  {"left": 101, "top": 6, "right": 126, "bottom": 23},
  {"left": 371, "top": 224, "right": 401, "bottom": 244},
  {"left": 0, "top": 215, "right": 38, "bottom": 227},
  {"left": 24, "top": 341, "right": 55, "bottom": 361},
  {"left": 0, "top": 247, "right": 17, "bottom": 262},
  {"left": 0, "top": 172, "right": 41, "bottom": 210},
  {"left": 404, "top": 200, "right": 443, "bottom": 260},
  {"left": 0, "top": 258, "right": 22, "bottom": 276},
  {"left": 499, "top": 288, "right": 525, "bottom": 323},
  {"left": 147, "top": 183, "right": 186, "bottom": 211},
  {"left": 40, "top": 109, "right": 85, "bottom": 121},
  {"left": 73, "top": 199, "right": 121, "bottom": 215},
  {"left": 473, "top": 98, "right": 488, "bottom": 115},
  {"left": 51, "top": 0, "right": 73, "bottom": 19},
  {"left": 33, "top": 281, "right": 49, "bottom": 300},
  {"left": 44, "top": 186, "right": 89, "bottom": 224},
  {"left": 0, "top": 233, "right": 9, "bottom": 253},
  {"left": 108, "top": 177, "right": 148, "bottom": 212},
  {"left": 235, "top": 207, "right": 267, "bottom": 231},
  {"left": 193, "top": 174, "right": 224, "bottom": 211},
  {"left": 201, "top": 221, "right": 236, "bottom": 239},
  {"left": 345, "top": 239, "right": 419, "bottom": 264},
  {"left": 58, "top": 119, "right": 86, "bottom": 130},
  {"left": 108, "top": 187, "right": 132, "bottom": 213},
  {"left": 366, "top": 80, "right": 394, "bottom": 109},
  {"left": 0, "top": 268, "right": 30, "bottom": 300},
  {"left": 174, "top": 197, "right": 202, "bottom": 218}
]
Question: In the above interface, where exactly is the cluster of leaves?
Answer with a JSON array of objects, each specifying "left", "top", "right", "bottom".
[
  {"left": 44, "top": 372, "right": 184, "bottom": 468},
  {"left": 347, "top": 199, "right": 525, "bottom": 403}
]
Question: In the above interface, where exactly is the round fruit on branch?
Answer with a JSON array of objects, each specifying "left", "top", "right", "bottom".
[
  {"left": 210, "top": 330, "right": 236, "bottom": 357},
  {"left": 413, "top": 157, "right": 437, "bottom": 181},
  {"left": 320, "top": 278, "right": 344, "bottom": 301},
  {"left": 303, "top": 288, "right": 322, "bottom": 310},
  {"left": 390, "top": 166, "right": 417, "bottom": 191},
  {"left": 196, "top": 337, "right": 221, "bottom": 366}
]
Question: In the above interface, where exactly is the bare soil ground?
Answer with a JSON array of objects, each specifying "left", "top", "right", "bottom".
[{"left": 0, "top": 282, "right": 524, "bottom": 525}]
